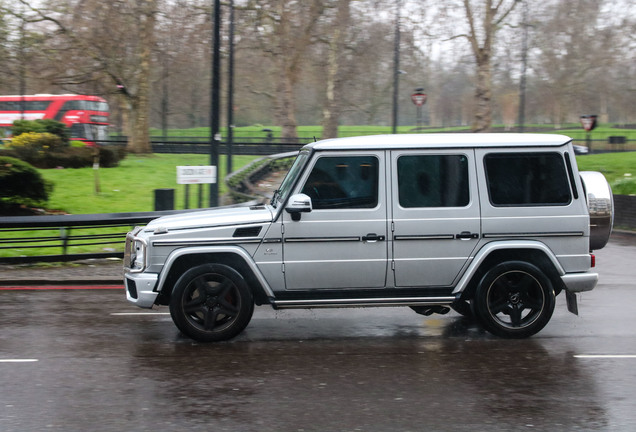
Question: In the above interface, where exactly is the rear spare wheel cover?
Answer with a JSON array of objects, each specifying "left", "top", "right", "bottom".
[{"left": 580, "top": 171, "right": 614, "bottom": 250}]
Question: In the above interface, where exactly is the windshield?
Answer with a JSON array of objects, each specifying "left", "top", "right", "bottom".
[{"left": 272, "top": 150, "right": 310, "bottom": 208}]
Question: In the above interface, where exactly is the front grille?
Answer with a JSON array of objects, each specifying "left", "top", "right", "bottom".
[{"left": 126, "top": 278, "right": 138, "bottom": 299}]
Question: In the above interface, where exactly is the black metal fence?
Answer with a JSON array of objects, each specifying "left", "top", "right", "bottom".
[
  {"left": 101, "top": 137, "right": 307, "bottom": 155},
  {"left": 0, "top": 210, "right": 179, "bottom": 264},
  {"left": 98, "top": 135, "right": 636, "bottom": 155}
]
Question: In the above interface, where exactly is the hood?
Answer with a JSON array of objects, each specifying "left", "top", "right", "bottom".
[{"left": 144, "top": 205, "right": 274, "bottom": 232}]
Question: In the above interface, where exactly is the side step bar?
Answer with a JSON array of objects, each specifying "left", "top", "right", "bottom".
[{"left": 271, "top": 296, "right": 456, "bottom": 309}]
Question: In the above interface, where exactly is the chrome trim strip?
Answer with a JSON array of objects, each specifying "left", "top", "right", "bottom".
[
  {"left": 394, "top": 234, "right": 455, "bottom": 241},
  {"left": 483, "top": 231, "right": 584, "bottom": 239},
  {"left": 271, "top": 296, "right": 456, "bottom": 309},
  {"left": 284, "top": 236, "right": 361, "bottom": 243},
  {"left": 263, "top": 238, "right": 282, "bottom": 243},
  {"left": 152, "top": 238, "right": 262, "bottom": 247}
]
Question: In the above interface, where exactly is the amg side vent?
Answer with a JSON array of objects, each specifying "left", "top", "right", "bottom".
[{"left": 233, "top": 226, "right": 262, "bottom": 238}]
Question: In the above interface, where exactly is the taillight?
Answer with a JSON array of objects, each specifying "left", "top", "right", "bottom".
[{"left": 591, "top": 254, "right": 596, "bottom": 268}]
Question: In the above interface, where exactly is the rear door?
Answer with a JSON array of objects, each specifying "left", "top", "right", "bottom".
[{"left": 390, "top": 150, "right": 480, "bottom": 287}]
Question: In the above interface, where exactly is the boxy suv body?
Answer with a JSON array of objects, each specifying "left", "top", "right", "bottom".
[{"left": 124, "top": 134, "right": 613, "bottom": 341}]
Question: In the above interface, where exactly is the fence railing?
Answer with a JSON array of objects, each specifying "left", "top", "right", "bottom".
[
  {"left": 100, "top": 137, "right": 307, "bottom": 155},
  {"left": 0, "top": 210, "right": 189, "bottom": 264}
]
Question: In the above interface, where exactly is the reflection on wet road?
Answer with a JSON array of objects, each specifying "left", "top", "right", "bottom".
[{"left": 1, "top": 235, "right": 635, "bottom": 431}]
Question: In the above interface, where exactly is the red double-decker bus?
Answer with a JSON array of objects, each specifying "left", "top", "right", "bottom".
[{"left": 0, "top": 94, "right": 109, "bottom": 144}]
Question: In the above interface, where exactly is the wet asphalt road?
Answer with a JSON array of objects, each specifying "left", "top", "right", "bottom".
[{"left": 1, "top": 235, "right": 636, "bottom": 431}]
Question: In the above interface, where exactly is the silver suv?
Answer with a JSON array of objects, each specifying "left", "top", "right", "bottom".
[{"left": 124, "top": 134, "right": 613, "bottom": 341}]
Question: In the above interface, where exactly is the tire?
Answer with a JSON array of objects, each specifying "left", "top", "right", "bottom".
[
  {"left": 472, "top": 261, "right": 555, "bottom": 338},
  {"left": 169, "top": 264, "right": 254, "bottom": 342}
]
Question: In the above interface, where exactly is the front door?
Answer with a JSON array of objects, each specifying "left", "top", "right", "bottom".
[
  {"left": 390, "top": 150, "right": 481, "bottom": 287},
  {"left": 282, "top": 151, "right": 389, "bottom": 290}
]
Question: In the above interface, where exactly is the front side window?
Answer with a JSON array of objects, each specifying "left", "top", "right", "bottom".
[
  {"left": 301, "top": 155, "right": 379, "bottom": 209},
  {"left": 485, "top": 152, "right": 571, "bottom": 206},
  {"left": 397, "top": 154, "right": 469, "bottom": 208}
]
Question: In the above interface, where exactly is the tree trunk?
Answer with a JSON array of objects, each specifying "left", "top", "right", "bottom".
[
  {"left": 275, "top": 62, "right": 299, "bottom": 142},
  {"left": 462, "top": 0, "right": 518, "bottom": 133},
  {"left": 321, "top": 0, "right": 350, "bottom": 139},
  {"left": 473, "top": 54, "right": 492, "bottom": 132},
  {"left": 127, "top": 0, "right": 156, "bottom": 154}
]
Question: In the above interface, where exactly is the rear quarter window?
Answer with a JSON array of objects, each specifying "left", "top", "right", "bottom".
[{"left": 484, "top": 152, "right": 571, "bottom": 206}]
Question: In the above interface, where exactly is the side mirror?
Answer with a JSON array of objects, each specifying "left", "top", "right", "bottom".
[{"left": 285, "top": 193, "right": 312, "bottom": 221}]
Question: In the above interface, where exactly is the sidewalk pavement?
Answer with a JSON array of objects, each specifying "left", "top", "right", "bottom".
[{"left": 1, "top": 258, "right": 124, "bottom": 286}]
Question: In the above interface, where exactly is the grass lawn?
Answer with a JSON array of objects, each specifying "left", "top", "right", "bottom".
[
  {"left": 1, "top": 154, "right": 259, "bottom": 258},
  {"left": 39, "top": 153, "right": 258, "bottom": 214},
  {"left": 576, "top": 152, "right": 636, "bottom": 195}
]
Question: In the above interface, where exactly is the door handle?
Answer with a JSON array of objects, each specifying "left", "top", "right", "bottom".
[
  {"left": 456, "top": 231, "right": 479, "bottom": 240},
  {"left": 362, "top": 233, "right": 385, "bottom": 242}
]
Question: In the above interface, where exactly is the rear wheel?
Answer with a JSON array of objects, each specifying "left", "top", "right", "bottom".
[
  {"left": 473, "top": 261, "right": 555, "bottom": 338},
  {"left": 169, "top": 264, "right": 254, "bottom": 342}
]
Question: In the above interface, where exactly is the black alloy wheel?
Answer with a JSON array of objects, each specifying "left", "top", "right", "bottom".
[
  {"left": 169, "top": 264, "right": 254, "bottom": 342},
  {"left": 473, "top": 261, "right": 556, "bottom": 338}
]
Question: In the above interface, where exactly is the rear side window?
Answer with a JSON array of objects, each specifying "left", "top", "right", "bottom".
[
  {"left": 484, "top": 153, "right": 571, "bottom": 206},
  {"left": 397, "top": 154, "right": 469, "bottom": 208}
]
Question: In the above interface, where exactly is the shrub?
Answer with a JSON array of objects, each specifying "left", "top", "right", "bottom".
[
  {"left": 99, "top": 146, "right": 126, "bottom": 168},
  {"left": 0, "top": 156, "right": 52, "bottom": 214},
  {"left": 9, "top": 131, "right": 65, "bottom": 151},
  {"left": 12, "top": 119, "right": 70, "bottom": 145},
  {"left": 3, "top": 132, "right": 126, "bottom": 168}
]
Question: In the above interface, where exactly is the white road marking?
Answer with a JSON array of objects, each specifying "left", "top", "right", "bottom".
[
  {"left": 574, "top": 355, "right": 636, "bottom": 359},
  {"left": 0, "top": 359, "right": 39, "bottom": 363}
]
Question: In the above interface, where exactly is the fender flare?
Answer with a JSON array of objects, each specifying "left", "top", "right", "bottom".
[
  {"left": 156, "top": 245, "right": 276, "bottom": 299},
  {"left": 452, "top": 240, "right": 565, "bottom": 295}
]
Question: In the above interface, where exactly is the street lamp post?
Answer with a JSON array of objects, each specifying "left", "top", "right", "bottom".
[
  {"left": 391, "top": 0, "right": 401, "bottom": 134},
  {"left": 226, "top": 0, "right": 235, "bottom": 176},
  {"left": 209, "top": 0, "right": 221, "bottom": 207}
]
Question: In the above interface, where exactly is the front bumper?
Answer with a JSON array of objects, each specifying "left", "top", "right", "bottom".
[
  {"left": 561, "top": 272, "right": 598, "bottom": 293},
  {"left": 125, "top": 272, "right": 159, "bottom": 308}
]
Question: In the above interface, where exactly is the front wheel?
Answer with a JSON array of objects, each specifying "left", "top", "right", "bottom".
[
  {"left": 472, "top": 261, "right": 555, "bottom": 338},
  {"left": 169, "top": 264, "right": 254, "bottom": 342}
]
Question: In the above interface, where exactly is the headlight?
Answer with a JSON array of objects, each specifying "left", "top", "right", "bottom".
[
  {"left": 125, "top": 227, "right": 148, "bottom": 272},
  {"left": 132, "top": 240, "right": 146, "bottom": 269}
]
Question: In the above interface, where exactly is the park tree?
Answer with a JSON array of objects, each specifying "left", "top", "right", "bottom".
[
  {"left": 244, "top": 0, "right": 327, "bottom": 141},
  {"left": 14, "top": 0, "right": 158, "bottom": 153},
  {"left": 449, "top": 0, "right": 519, "bottom": 132},
  {"left": 320, "top": 0, "right": 351, "bottom": 139}
]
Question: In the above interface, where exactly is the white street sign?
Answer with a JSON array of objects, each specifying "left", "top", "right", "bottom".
[{"left": 177, "top": 166, "right": 217, "bottom": 184}]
